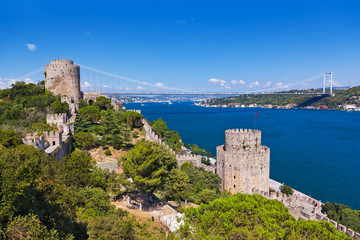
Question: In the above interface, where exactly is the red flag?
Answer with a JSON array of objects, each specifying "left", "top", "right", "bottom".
[{"left": 255, "top": 113, "right": 258, "bottom": 117}]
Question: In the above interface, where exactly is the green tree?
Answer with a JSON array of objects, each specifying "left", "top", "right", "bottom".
[
  {"left": 94, "top": 96, "right": 112, "bottom": 111},
  {"left": 120, "top": 140, "right": 178, "bottom": 207},
  {"left": 322, "top": 202, "right": 360, "bottom": 232},
  {"left": 120, "top": 111, "right": 143, "bottom": 129},
  {"left": 61, "top": 149, "right": 96, "bottom": 188},
  {"left": 280, "top": 184, "right": 294, "bottom": 197},
  {"left": 50, "top": 99, "right": 69, "bottom": 114},
  {"left": 0, "top": 127, "right": 23, "bottom": 148},
  {"left": 190, "top": 144, "right": 207, "bottom": 156},
  {"left": 161, "top": 168, "right": 190, "bottom": 201},
  {"left": 72, "top": 132, "right": 97, "bottom": 150},
  {"left": 79, "top": 105, "right": 101, "bottom": 123},
  {"left": 101, "top": 110, "right": 131, "bottom": 149},
  {"left": 4, "top": 214, "right": 68, "bottom": 240},
  {"left": 180, "top": 193, "right": 351, "bottom": 239}
]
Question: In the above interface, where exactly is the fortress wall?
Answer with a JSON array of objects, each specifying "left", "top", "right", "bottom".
[
  {"left": 176, "top": 154, "right": 202, "bottom": 167},
  {"left": 22, "top": 133, "right": 45, "bottom": 150},
  {"left": 45, "top": 131, "right": 63, "bottom": 147},
  {"left": 83, "top": 91, "right": 101, "bottom": 102}
]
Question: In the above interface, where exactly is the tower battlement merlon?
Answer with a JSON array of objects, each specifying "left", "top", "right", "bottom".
[
  {"left": 50, "top": 59, "right": 74, "bottom": 64},
  {"left": 224, "top": 128, "right": 262, "bottom": 152}
]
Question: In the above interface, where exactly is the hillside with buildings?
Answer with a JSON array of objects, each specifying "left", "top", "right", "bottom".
[
  {"left": 0, "top": 59, "right": 358, "bottom": 239},
  {"left": 200, "top": 86, "right": 360, "bottom": 110}
]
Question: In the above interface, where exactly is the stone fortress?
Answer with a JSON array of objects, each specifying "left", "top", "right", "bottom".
[
  {"left": 216, "top": 128, "right": 270, "bottom": 194},
  {"left": 23, "top": 59, "right": 111, "bottom": 159}
]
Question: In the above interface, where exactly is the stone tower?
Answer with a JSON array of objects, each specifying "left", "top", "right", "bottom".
[
  {"left": 44, "top": 59, "right": 81, "bottom": 101},
  {"left": 216, "top": 129, "right": 270, "bottom": 194}
]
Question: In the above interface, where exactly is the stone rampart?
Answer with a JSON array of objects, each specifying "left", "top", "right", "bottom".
[
  {"left": 253, "top": 189, "right": 360, "bottom": 239},
  {"left": 83, "top": 91, "right": 101, "bottom": 103},
  {"left": 176, "top": 154, "right": 202, "bottom": 167},
  {"left": 22, "top": 133, "right": 45, "bottom": 150},
  {"left": 46, "top": 113, "right": 74, "bottom": 135}
]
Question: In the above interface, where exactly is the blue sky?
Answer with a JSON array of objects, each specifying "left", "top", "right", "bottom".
[{"left": 0, "top": 0, "right": 359, "bottom": 92}]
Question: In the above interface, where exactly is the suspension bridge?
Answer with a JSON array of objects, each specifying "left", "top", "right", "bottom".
[{"left": 8, "top": 63, "right": 338, "bottom": 95}]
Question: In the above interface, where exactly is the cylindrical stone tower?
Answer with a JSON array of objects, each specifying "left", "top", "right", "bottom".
[
  {"left": 44, "top": 59, "right": 81, "bottom": 100},
  {"left": 217, "top": 128, "right": 270, "bottom": 194}
]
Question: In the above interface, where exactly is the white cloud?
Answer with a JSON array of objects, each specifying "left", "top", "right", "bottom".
[
  {"left": 24, "top": 78, "right": 34, "bottom": 84},
  {"left": 103, "top": 85, "right": 110, "bottom": 89},
  {"left": 225, "top": 86, "right": 231, "bottom": 89},
  {"left": 275, "top": 82, "right": 289, "bottom": 88},
  {"left": 249, "top": 81, "right": 260, "bottom": 88},
  {"left": 0, "top": 77, "right": 17, "bottom": 89},
  {"left": 84, "top": 81, "right": 91, "bottom": 87},
  {"left": 155, "top": 82, "right": 164, "bottom": 87},
  {"left": 25, "top": 43, "right": 37, "bottom": 52},
  {"left": 263, "top": 81, "right": 272, "bottom": 87},
  {"left": 231, "top": 79, "right": 246, "bottom": 85},
  {"left": 208, "top": 78, "right": 226, "bottom": 87},
  {"left": 136, "top": 86, "right": 144, "bottom": 90}
]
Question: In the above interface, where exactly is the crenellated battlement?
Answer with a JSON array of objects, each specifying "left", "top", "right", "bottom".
[
  {"left": 83, "top": 91, "right": 101, "bottom": 95},
  {"left": 47, "top": 113, "right": 67, "bottom": 122},
  {"left": 50, "top": 59, "right": 74, "bottom": 65},
  {"left": 22, "top": 133, "right": 45, "bottom": 150},
  {"left": 225, "top": 128, "right": 262, "bottom": 152}
]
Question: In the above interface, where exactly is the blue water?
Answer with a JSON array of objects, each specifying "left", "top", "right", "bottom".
[{"left": 124, "top": 102, "right": 360, "bottom": 209}]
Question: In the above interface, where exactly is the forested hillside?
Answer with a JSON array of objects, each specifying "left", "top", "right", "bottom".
[{"left": 204, "top": 86, "right": 360, "bottom": 109}]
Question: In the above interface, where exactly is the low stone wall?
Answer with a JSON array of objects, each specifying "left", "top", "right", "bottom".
[{"left": 176, "top": 154, "right": 202, "bottom": 167}]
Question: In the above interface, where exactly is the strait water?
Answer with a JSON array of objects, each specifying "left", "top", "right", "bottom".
[{"left": 124, "top": 102, "right": 360, "bottom": 209}]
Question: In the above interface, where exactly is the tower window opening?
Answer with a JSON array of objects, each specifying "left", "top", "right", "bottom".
[{"left": 234, "top": 185, "right": 236, "bottom": 188}]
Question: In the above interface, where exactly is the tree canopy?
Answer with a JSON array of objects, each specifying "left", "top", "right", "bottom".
[
  {"left": 180, "top": 193, "right": 351, "bottom": 239},
  {"left": 120, "top": 139, "right": 178, "bottom": 194}
]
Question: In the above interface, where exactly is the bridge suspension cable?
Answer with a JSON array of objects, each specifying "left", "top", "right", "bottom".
[{"left": 78, "top": 64, "right": 198, "bottom": 94}]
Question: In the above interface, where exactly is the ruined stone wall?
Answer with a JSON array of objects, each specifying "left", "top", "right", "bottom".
[
  {"left": 45, "top": 59, "right": 81, "bottom": 101},
  {"left": 217, "top": 129, "right": 270, "bottom": 194},
  {"left": 176, "top": 154, "right": 202, "bottom": 167},
  {"left": 45, "top": 131, "right": 63, "bottom": 147},
  {"left": 83, "top": 91, "right": 101, "bottom": 102},
  {"left": 22, "top": 134, "right": 45, "bottom": 150},
  {"left": 46, "top": 113, "right": 74, "bottom": 135}
]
